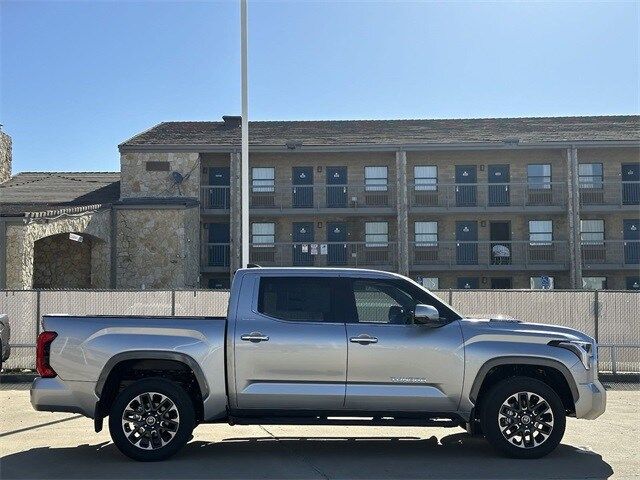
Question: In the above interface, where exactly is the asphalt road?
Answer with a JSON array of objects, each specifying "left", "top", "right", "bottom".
[{"left": 0, "top": 386, "right": 638, "bottom": 480}]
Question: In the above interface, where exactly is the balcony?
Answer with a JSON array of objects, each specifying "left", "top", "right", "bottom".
[
  {"left": 201, "top": 184, "right": 396, "bottom": 214},
  {"left": 409, "top": 182, "right": 566, "bottom": 211},
  {"left": 582, "top": 240, "right": 640, "bottom": 269},
  {"left": 201, "top": 243, "right": 230, "bottom": 272},
  {"left": 248, "top": 242, "right": 398, "bottom": 270},
  {"left": 579, "top": 180, "right": 640, "bottom": 211},
  {"left": 409, "top": 241, "right": 569, "bottom": 270}
]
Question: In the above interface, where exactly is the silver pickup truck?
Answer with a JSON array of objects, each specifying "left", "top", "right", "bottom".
[{"left": 31, "top": 267, "right": 605, "bottom": 461}]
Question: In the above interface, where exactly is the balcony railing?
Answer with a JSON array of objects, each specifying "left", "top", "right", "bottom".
[
  {"left": 410, "top": 241, "right": 569, "bottom": 268},
  {"left": 248, "top": 242, "right": 398, "bottom": 269},
  {"left": 202, "top": 243, "right": 231, "bottom": 268},
  {"left": 409, "top": 182, "right": 566, "bottom": 209},
  {"left": 201, "top": 184, "right": 396, "bottom": 210},
  {"left": 579, "top": 180, "right": 640, "bottom": 207},
  {"left": 581, "top": 240, "right": 640, "bottom": 268}
]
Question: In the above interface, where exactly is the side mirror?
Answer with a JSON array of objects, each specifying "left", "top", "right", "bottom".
[{"left": 413, "top": 304, "right": 442, "bottom": 326}]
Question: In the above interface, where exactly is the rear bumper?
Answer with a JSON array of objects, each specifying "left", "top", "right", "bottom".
[{"left": 30, "top": 377, "right": 98, "bottom": 418}]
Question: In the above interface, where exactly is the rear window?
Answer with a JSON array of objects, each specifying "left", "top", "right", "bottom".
[{"left": 257, "top": 277, "right": 335, "bottom": 322}]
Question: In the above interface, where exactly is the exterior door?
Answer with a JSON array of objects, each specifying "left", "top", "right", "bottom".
[
  {"left": 208, "top": 167, "right": 230, "bottom": 209},
  {"left": 455, "top": 165, "right": 477, "bottom": 206},
  {"left": 326, "top": 167, "right": 348, "bottom": 208},
  {"left": 293, "top": 222, "right": 314, "bottom": 266},
  {"left": 622, "top": 163, "right": 640, "bottom": 205},
  {"left": 207, "top": 223, "right": 230, "bottom": 267},
  {"left": 626, "top": 276, "right": 640, "bottom": 290},
  {"left": 491, "top": 278, "right": 513, "bottom": 289},
  {"left": 490, "top": 221, "right": 511, "bottom": 265},
  {"left": 292, "top": 167, "right": 314, "bottom": 208},
  {"left": 327, "top": 222, "right": 348, "bottom": 265},
  {"left": 456, "top": 221, "right": 478, "bottom": 264},
  {"left": 457, "top": 277, "right": 479, "bottom": 289},
  {"left": 623, "top": 219, "right": 639, "bottom": 264},
  {"left": 488, "top": 165, "right": 510, "bottom": 206},
  {"left": 343, "top": 277, "right": 464, "bottom": 412},
  {"left": 233, "top": 275, "right": 348, "bottom": 410}
]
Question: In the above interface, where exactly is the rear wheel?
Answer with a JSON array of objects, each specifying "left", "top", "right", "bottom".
[
  {"left": 480, "top": 376, "right": 566, "bottom": 459},
  {"left": 108, "top": 377, "right": 195, "bottom": 461}
]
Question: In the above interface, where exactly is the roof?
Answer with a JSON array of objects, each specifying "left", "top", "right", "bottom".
[
  {"left": 0, "top": 172, "right": 120, "bottom": 217},
  {"left": 121, "top": 115, "right": 640, "bottom": 148}
]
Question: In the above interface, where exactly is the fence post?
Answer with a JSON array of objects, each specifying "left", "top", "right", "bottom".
[
  {"left": 593, "top": 290, "right": 599, "bottom": 342},
  {"left": 171, "top": 290, "right": 176, "bottom": 316},
  {"left": 448, "top": 289, "right": 453, "bottom": 306}
]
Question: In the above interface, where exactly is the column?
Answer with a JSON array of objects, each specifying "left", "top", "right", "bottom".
[
  {"left": 566, "top": 146, "right": 582, "bottom": 289},
  {"left": 229, "top": 151, "right": 243, "bottom": 275},
  {"left": 396, "top": 150, "right": 409, "bottom": 276}
]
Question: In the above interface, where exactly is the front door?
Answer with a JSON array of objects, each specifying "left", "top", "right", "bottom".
[
  {"left": 293, "top": 222, "right": 314, "bottom": 266},
  {"left": 233, "top": 275, "right": 348, "bottom": 410},
  {"left": 293, "top": 167, "right": 314, "bottom": 208},
  {"left": 455, "top": 165, "right": 477, "bottom": 206},
  {"left": 327, "top": 222, "right": 348, "bottom": 265},
  {"left": 457, "top": 277, "right": 479, "bottom": 289},
  {"left": 622, "top": 163, "right": 640, "bottom": 205},
  {"left": 326, "top": 167, "right": 348, "bottom": 208},
  {"left": 488, "top": 165, "right": 510, "bottom": 206},
  {"left": 343, "top": 277, "right": 464, "bottom": 412},
  {"left": 490, "top": 221, "right": 511, "bottom": 265},
  {"left": 208, "top": 167, "right": 230, "bottom": 209},
  {"left": 456, "top": 221, "right": 478, "bottom": 264},
  {"left": 627, "top": 276, "right": 640, "bottom": 290},
  {"left": 207, "top": 223, "right": 230, "bottom": 267},
  {"left": 623, "top": 219, "right": 639, "bottom": 264}
]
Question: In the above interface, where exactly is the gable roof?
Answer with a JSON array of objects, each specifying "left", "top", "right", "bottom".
[
  {"left": 120, "top": 115, "right": 640, "bottom": 149},
  {"left": 0, "top": 172, "right": 120, "bottom": 217}
]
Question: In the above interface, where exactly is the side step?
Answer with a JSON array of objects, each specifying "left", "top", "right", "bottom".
[{"left": 229, "top": 415, "right": 461, "bottom": 428}]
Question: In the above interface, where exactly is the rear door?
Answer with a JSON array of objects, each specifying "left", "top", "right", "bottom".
[
  {"left": 233, "top": 275, "right": 348, "bottom": 410},
  {"left": 343, "top": 276, "right": 464, "bottom": 412}
]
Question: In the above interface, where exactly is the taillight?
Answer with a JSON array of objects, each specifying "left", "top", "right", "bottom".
[{"left": 36, "top": 331, "right": 58, "bottom": 378}]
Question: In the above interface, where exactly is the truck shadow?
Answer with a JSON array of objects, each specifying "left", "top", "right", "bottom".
[{"left": 0, "top": 433, "right": 613, "bottom": 479}]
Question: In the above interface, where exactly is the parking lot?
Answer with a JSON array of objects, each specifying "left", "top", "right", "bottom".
[{"left": 0, "top": 384, "right": 637, "bottom": 479}]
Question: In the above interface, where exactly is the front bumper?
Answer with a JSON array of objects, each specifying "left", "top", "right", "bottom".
[
  {"left": 574, "top": 378, "right": 607, "bottom": 420},
  {"left": 30, "top": 377, "right": 98, "bottom": 418}
]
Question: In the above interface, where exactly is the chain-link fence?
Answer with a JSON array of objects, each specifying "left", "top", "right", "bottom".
[{"left": 1, "top": 289, "right": 638, "bottom": 373}]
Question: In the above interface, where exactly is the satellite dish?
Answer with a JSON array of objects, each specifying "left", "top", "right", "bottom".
[{"left": 171, "top": 172, "right": 184, "bottom": 184}]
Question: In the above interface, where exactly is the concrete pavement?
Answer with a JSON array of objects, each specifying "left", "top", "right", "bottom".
[{"left": 0, "top": 387, "right": 638, "bottom": 479}]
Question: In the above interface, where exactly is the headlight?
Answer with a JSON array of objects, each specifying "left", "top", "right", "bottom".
[{"left": 549, "top": 340, "right": 594, "bottom": 370}]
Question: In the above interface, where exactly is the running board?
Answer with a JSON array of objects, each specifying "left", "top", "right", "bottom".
[{"left": 228, "top": 415, "right": 461, "bottom": 427}]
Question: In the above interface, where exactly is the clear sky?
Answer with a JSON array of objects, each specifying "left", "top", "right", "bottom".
[{"left": 1, "top": 1, "right": 638, "bottom": 174}]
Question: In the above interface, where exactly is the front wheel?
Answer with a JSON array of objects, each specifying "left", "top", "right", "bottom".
[
  {"left": 108, "top": 378, "right": 195, "bottom": 461},
  {"left": 480, "top": 376, "right": 566, "bottom": 459}
]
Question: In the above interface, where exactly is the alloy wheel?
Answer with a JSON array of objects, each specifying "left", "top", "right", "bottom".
[
  {"left": 497, "top": 391, "right": 554, "bottom": 449},
  {"left": 121, "top": 392, "right": 180, "bottom": 450}
]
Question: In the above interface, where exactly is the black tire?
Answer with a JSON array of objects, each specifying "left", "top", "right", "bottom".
[
  {"left": 108, "top": 377, "right": 195, "bottom": 461},
  {"left": 480, "top": 376, "right": 566, "bottom": 459}
]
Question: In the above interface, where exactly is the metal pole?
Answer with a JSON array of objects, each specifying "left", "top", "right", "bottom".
[{"left": 241, "top": 0, "right": 249, "bottom": 268}]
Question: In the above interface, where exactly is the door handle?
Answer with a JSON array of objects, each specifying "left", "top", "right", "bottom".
[
  {"left": 349, "top": 335, "right": 378, "bottom": 344},
  {"left": 241, "top": 332, "right": 270, "bottom": 343}
]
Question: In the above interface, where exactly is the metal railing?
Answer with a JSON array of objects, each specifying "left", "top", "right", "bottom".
[
  {"left": 581, "top": 240, "right": 640, "bottom": 268},
  {"left": 201, "top": 186, "right": 231, "bottom": 209},
  {"left": 410, "top": 240, "right": 569, "bottom": 268},
  {"left": 248, "top": 241, "right": 398, "bottom": 269},
  {"left": 409, "top": 182, "right": 566, "bottom": 209},
  {"left": 579, "top": 180, "right": 640, "bottom": 207},
  {"left": 202, "top": 243, "right": 230, "bottom": 268},
  {"left": 598, "top": 344, "right": 640, "bottom": 374}
]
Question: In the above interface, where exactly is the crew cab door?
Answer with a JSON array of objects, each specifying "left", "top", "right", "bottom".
[
  {"left": 343, "top": 277, "right": 464, "bottom": 412},
  {"left": 233, "top": 275, "right": 348, "bottom": 411}
]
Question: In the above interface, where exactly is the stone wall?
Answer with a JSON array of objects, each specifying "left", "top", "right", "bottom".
[
  {"left": 33, "top": 233, "right": 92, "bottom": 288},
  {"left": 116, "top": 206, "right": 199, "bottom": 289},
  {"left": 120, "top": 152, "right": 200, "bottom": 199},
  {"left": 0, "top": 131, "right": 11, "bottom": 184}
]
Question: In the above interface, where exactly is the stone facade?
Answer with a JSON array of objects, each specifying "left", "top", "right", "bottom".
[
  {"left": 120, "top": 152, "right": 200, "bottom": 199},
  {"left": 116, "top": 206, "right": 199, "bottom": 289},
  {"left": 0, "top": 131, "right": 11, "bottom": 184},
  {"left": 33, "top": 233, "right": 92, "bottom": 288}
]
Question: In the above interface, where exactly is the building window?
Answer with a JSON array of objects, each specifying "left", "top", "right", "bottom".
[
  {"left": 530, "top": 276, "right": 554, "bottom": 289},
  {"left": 252, "top": 167, "right": 275, "bottom": 192},
  {"left": 421, "top": 277, "right": 439, "bottom": 290},
  {"left": 365, "top": 222, "right": 388, "bottom": 247},
  {"left": 582, "top": 277, "right": 607, "bottom": 290},
  {"left": 414, "top": 166, "right": 437, "bottom": 191},
  {"left": 365, "top": 166, "right": 388, "bottom": 191},
  {"left": 527, "top": 164, "right": 551, "bottom": 190},
  {"left": 529, "top": 220, "right": 553, "bottom": 245},
  {"left": 415, "top": 221, "right": 437, "bottom": 246},
  {"left": 580, "top": 219, "right": 605, "bottom": 245},
  {"left": 252, "top": 222, "right": 275, "bottom": 247},
  {"left": 579, "top": 163, "right": 603, "bottom": 189}
]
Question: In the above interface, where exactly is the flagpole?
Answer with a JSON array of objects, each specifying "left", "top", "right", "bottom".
[{"left": 240, "top": 0, "right": 249, "bottom": 268}]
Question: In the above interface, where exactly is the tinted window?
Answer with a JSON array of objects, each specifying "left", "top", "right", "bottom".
[{"left": 258, "top": 277, "right": 335, "bottom": 322}]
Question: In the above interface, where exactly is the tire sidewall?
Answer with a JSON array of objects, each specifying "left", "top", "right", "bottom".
[
  {"left": 108, "top": 377, "right": 195, "bottom": 461},
  {"left": 480, "top": 376, "right": 566, "bottom": 459}
]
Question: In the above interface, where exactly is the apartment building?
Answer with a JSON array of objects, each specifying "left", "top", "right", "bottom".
[{"left": 118, "top": 115, "right": 639, "bottom": 291}]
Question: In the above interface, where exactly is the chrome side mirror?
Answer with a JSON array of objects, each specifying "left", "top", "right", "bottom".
[{"left": 413, "top": 304, "right": 440, "bottom": 325}]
